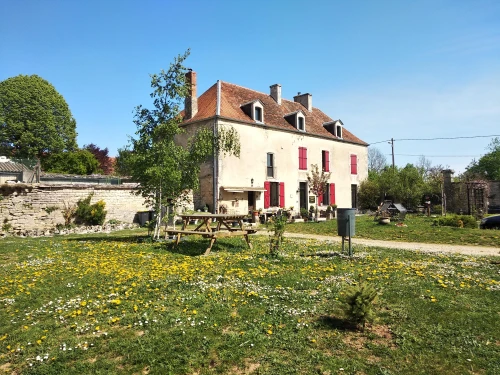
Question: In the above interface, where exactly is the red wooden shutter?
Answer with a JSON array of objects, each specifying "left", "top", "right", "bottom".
[
  {"left": 264, "top": 181, "right": 270, "bottom": 208},
  {"left": 322, "top": 150, "right": 330, "bottom": 172},
  {"left": 318, "top": 192, "right": 323, "bottom": 206},
  {"left": 350, "top": 154, "right": 357, "bottom": 174},
  {"left": 330, "top": 183, "right": 336, "bottom": 205},
  {"left": 279, "top": 182, "right": 285, "bottom": 207},
  {"left": 299, "top": 147, "right": 308, "bottom": 170}
]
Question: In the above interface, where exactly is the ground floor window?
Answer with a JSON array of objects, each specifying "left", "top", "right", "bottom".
[
  {"left": 270, "top": 182, "right": 279, "bottom": 207},
  {"left": 322, "top": 183, "right": 330, "bottom": 205}
]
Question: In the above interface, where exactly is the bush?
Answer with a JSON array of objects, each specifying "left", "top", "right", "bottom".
[
  {"left": 340, "top": 279, "right": 380, "bottom": 331},
  {"left": 300, "top": 208, "right": 308, "bottom": 219},
  {"left": 432, "top": 204, "right": 442, "bottom": 215},
  {"left": 75, "top": 193, "right": 107, "bottom": 225},
  {"left": 433, "top": 215, "right": 477, "bottom": 229}
]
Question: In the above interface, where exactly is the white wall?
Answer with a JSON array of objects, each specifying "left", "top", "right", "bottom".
[{"left": 217, "top": 120, "right": 368, "bottom": 214}]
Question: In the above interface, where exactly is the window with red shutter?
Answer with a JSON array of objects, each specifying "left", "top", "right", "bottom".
[
  {"left": 350, "top": 154, "right": 357, "bottom": 175},
  {"left": 279, "top": 182, "right": 285, "bottom": 207},
  {"left": 322, "top": 150, "right": 330, "bottom": 172},
  {"left": 299, "top": 147, "right": 308, "bottom": 170},
  {"left": 330, "top": 183, "right": 336, "bottom": 205},
  {"left": 264, "top": 181, "right": 270, "bottom": 208}
]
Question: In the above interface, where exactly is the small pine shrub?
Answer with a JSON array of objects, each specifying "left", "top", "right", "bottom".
[
  {"left": 433, "top": 215, "right": 477, "bottom": 229},
  {"left": 75, "top": 193, "right": 107, "bottom": 226},
  {"left": 340, "top": 279, "right": 380, "bottom": 330}
]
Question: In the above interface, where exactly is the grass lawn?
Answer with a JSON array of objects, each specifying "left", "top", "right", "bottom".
[
  {"left": 0, "top": 230, "right": 499, "bottom": 374},
  {"left": 286, "top": 214, "right": 500, "bottom": 247}
]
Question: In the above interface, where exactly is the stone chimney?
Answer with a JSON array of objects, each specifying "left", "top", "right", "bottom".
[
  {"left": 293, "top": 92, "right": 312, "bottom": 112},
  {"left": 184, "top": 70, "right": 198, "bottom": 120},
  {"left": 270, "top": 84, "right": 281, "bottom": 105}
]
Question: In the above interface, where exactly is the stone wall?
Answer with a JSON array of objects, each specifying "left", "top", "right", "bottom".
[{"left": 0, "top": 183, "right": 149, "bottom": 234}]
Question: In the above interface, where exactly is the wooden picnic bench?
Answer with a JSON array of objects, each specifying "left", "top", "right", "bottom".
[{"left": 166, "top": 214, "right": 256, "bottom": 255}]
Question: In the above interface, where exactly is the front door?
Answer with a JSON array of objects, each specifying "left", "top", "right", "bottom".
[
  {"left": 248, "top": 191, "right": 255, "bottom": 211},
  {"left": 300, "top": 182, "right": 307, "bottom": 210},
  {"left": 351, "top": 184, "right": 357, "bottom": 209}
]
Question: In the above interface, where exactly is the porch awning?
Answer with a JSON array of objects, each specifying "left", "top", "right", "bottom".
[{"left": 222, "top": 186, "right": 266, "bottom": 193}]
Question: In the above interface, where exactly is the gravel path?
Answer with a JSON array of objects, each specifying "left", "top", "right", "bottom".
[{"left": 270, "top": 232, "right": 500, "bottom": 257}]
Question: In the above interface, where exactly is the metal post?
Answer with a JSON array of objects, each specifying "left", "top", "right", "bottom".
[
  {"left": 391, "top": 138, "right": 395, "bottom": 170},
  {"left": 347, "top": 214, "right": 352, "bottom": 257}
]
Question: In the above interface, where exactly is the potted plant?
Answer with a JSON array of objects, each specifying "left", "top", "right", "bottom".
[
  {"left": 300, "top": 207, "right": 309, "bottom": 221},
  {"left": 309, "top": 205, "right": 315, "bottom": 221},
  {"left": 325, "top": 205, "right": 333, "bottom": 220}
]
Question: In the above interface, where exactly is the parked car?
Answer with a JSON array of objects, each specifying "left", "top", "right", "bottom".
[{"left": 480, "top": 215, "right": 500, "bottom": 229}]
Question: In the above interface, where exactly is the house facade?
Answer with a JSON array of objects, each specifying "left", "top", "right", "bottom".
[{"left": 180, "top": 72, "right": 368, "bottom": 216}]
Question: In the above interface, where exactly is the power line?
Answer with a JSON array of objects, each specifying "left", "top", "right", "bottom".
[
  {"left": 370, "top": 134, "right": 500, "bottom": 145},
  {"left": 393, "top": 154, "right": 482, "bottom": 158}
]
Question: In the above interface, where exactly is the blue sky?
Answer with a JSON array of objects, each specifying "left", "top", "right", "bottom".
[{"left": 1, "top": 0, "right": 499, "bottom": 174}]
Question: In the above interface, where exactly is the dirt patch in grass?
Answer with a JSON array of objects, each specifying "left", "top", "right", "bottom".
[
  {"left": 0, "top": 362, "right": 12, "bottom": 373},
  {"left": 230, "top": 359, "right": 261, "bottom": 374},
  {"left": 342, "top": 324, "right": 396, "bottom": 350}
]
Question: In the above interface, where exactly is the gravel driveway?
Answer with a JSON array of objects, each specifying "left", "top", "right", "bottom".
[{"left": 278, "top": 232, "right": 500, "bottom": 257}]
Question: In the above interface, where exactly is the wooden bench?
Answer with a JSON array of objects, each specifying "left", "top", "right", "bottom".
[{"left": 166, "top": 229, "right": 256, "bottom": 255}]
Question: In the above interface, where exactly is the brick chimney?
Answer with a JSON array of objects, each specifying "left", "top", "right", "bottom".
[
  {"left": 185, "top": 70, "right": 198, "bottom": 120},
  {"left": 270, "top": 84, "right": 281, "bottom": 105},
  {"left": 293, "top": 92, "right": 312, "bottom": 112}
]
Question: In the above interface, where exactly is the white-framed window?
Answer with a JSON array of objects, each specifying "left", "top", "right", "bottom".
[
  {"left": 267, "top": 152, "right": 275, "bottom": 177},
  {"left": 240, "top": 100, "right": 264, "bottom": 123},
  {"left": 284, "top": 111, "right": 306, "bottom": 132},
  {"left": 255, "top": 106, "right": 263, "bottom": 122}
]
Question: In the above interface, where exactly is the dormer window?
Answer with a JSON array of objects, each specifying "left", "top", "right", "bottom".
[
  {"left": 284, "top": 110, "right": 306, "bottom": 132},
  {"left": 241, "top": 100, "right": 264, "bottom": 123},
  {"left": 336, "top": 123, "right": 343, "bottom": 138},
  {"left": 298, "top": 117, "right": 305, "bottom": 131},
  {"left": 323, "top": 119, "right": 343, "bottom": 138},
  {"left": 255, "top": 107, "right": 262, "bottom": 122}
]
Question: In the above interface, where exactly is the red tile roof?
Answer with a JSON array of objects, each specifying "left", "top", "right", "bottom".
[{"left": 182, "top": 81, "right": 367, "bottom": 146}]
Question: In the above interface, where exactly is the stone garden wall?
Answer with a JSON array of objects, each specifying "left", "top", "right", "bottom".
[{"left": 0, "top": 183, "right": 149, "bottom": 235}]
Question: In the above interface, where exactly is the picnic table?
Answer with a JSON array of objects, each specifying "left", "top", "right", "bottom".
[{"left": 165, "top": 214, "right": 256, "bottom": 255}]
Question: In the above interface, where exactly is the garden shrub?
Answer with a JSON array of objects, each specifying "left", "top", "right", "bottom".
[
  {"left": 75, "top": 193, "right": 107, "bottom": 225},
  {"left": 340, "top": 279, "right": 380, "bottom": 331},
  {"left": 433, "top": 215, "right": 477, "bottom": 229}
]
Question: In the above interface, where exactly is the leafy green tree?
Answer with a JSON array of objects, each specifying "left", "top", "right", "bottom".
[
  {"left": 125, "top": 49, "right": 240, "bottom": 237},
  {"left": 114, "top": 147, "right": 133, "bottom": 176},
  {"left": 41, "top": 149, "right": 100, "bottom": 175},
  {"left": 358, "top": 179, "right": 381, "bottom": 210},
  {"left": 0, "top": 74, "right": 77, "bottom": 158},
  {"left": 395, "top": 164, "right": 426, "bottom": 208},
  {"left": 466, "top": 137, "right": 500, "bottom": 180}
]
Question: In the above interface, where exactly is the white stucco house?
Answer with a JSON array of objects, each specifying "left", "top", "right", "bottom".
[{"left": 180, "top": 71, "right": 368, "bottom": 216}]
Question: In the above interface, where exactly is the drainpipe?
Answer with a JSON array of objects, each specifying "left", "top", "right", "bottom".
[{"left": 213, "top": 80, "right": 221, "bottom": 214}]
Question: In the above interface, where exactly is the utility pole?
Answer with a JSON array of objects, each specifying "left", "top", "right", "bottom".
[{"left": 389, "top": 138, "right": 395, "bottom": 169}]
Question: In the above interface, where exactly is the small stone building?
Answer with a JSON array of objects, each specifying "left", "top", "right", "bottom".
[{"left": 0, "top": 156, "right": 36, "bottom": 183}]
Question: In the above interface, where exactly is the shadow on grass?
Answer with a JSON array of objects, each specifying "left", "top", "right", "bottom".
[
  {"left": 317, "top": 315, "right": 358, "bottom": 332},
  {"left": 65, "top": 233, "right": 152, "bottom": 244},
  {"left": 166, "top": 238, "right": 250, "bottom": 257}
]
